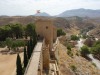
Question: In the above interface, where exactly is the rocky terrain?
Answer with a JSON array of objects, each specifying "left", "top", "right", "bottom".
[
  {"left": 89, "top": 26, "right": 100, "bottom": 38},
  {"left": 57, "top": 37, "right": 100, "bottom": 75}
]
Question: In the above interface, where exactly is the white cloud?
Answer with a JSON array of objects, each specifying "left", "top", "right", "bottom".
[{"left": 0, "top": 0, "right": 100, "bottom": 16}]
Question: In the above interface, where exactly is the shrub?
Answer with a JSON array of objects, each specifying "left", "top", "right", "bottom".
[
  {"left": 93, "top": 40, "right": 100, "bottom": 46},
  {"left": 82, "top": 34, "right": 88, "bottom": 39},
  {"left": 71, "top": 35, "right": 79, "bottom": 41},
  {"left": 67, "top": 50, "right": 73, "bottom": 57},
  {"left": 11, "top": 40, "right": 25, "bottom": 51},
  {"left": 92, "top": 62, "right": 96, "bottom": 67},
  {"left": 0, "top": 41, "right": 6, "bottom": 47},
  {"left": 76, "top": 53, "right": 79, "bottom": 56},
  {"left": 90, "top": 44, "right": 100, "bottom": 55},
  {"left": 5, "top": 38, "right": 13, "bottom": 50},
  {"left": 84, "top": 39, "right": 100, "bottom": 60},
  {"left": 57, "top": 29, "right": 66, "bottom": 37},
  {"left": 80, "top": 45, "right": 90, "bottom": 57},
  {"left": 67, "top": 44, "right": 71, "bottom": 51},
  {"left": 70, "top": 65, "right": 77, "bottom": 72}
]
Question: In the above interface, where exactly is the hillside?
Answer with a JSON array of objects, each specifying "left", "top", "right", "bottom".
[
  {"left": 0, "top": 16, "right": 99, "bottom": 38},
  {"left": 0, "top": 16, "right": 36, "bottom": 26},
  {"left": 58, "top": 8, "right": 100, "bottom": 18},
  {"left": 57, "top": 37, "right": 100, "bottom": 75}
]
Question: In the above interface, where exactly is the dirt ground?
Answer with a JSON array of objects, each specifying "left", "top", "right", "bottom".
[
  {"left": 0, "top": 53, "right": 23, "bottom": 75},
  {"left": 57, "top": 39, "right": 100, "bottom": 75}
]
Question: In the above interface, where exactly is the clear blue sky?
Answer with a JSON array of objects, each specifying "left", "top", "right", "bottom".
[{"left": 0, "top": 0, "right": 100, "bottom": 16}]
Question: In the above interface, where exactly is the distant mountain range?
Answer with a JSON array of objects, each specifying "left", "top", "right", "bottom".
[
  {"left": 0, "top": 8, "right": 100, "bottom": 18},
  {"left": 58, "top": 8, "right": 100, "bottom": 18},
  {"left": 34, "top": 12, "right": 50, "bottom": 16},
  {"left": 33, "top": 8, "right": 100, "bottom": 18}
]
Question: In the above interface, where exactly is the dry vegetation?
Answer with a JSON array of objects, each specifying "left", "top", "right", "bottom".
[
  {"left": 89, "top": 26, "right": 100, "bottom": 38},
  {"left": 57, "top": 40, "right": 100, "bottom": 75}
]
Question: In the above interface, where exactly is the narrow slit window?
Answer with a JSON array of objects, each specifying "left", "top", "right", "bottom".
[{"left": 46, "top": 26, "right": 48, "bottom": 29}]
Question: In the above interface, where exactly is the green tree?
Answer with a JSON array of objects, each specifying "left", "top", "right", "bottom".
[
  {"left": 25, "top": 23, "right": 35, "bottom": 38},
  {"left": 32, "top": 28, "right": 37, "bottom": 45},
  {"left": 11, "top": 24, "right": 23, "bottom": 39},
  {"left": 27, "top": 41, "right": 31, "bottom": 59},
  {"left": 0, "top": 27, "right": 7, "bottom": 41},
  {"left": 24, "top": 47, "right": 28, "bottom": 68},
  {"left": 0, "top": 23, "right": 24, "bottom": 41},
  {"left": 4, "top": 24, "right": 13, "bottom": 38},
  {"left": 71, "top": 35, "right": 79, "bottom": 41},
  {"left": 11, "top": 40, "right": 25, "bottom": 52},
  {"left": 29, "top": 38, "right": 33, "bottom": 55},
  {"left": 0, "top": 41, "right": 6, "bottom": 47},
  {"left": 5, "top": 38, "right": 13, "bottom": 51},
  {"left": 32, "top": 35, "right": 37, "bottom": 49},
  {"left": 26, "top": 28, "right": 37, "bottom": 60},
  {"left": 16, "top": 54, "right": 23, "bottom": 75},
  {"left": 80, "top": 45, "right": 90, "bottom": 57},
  {"left": 91, "top": 44, "right": 100, "bottom": 55},
  {"left": 93, "top": 40, "right": 100, "bottom": 46},
  {"left": 57, "top": 29, "right": 66, "bottom": 37},
  {"left": 90, "top": 40, "right": 100, "bottom": 60}
]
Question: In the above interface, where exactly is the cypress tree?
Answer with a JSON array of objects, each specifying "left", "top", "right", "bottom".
[
  {"left": 34, "top": 28, "right": 37, "bottom": 44},
  {"left": 26, "top": 27, "right": 37, "bottom": 60},
  {"left": 24, "top": 47, "right": 28, "bottom": 68},
  {"left": 32, "top": 28, "right": 37, "bottom": 50},
  {"left": 27, "top": 41, "right": 31, "bottom": 59},
  {"left": 16, "top": 53, "right": 23, "bottom": 75},
  {"left": 29, "top": 38, "right": 33, "bottom": 54},
  {"left": 32, "top": 37, "right": 36, "bottom": 49}
]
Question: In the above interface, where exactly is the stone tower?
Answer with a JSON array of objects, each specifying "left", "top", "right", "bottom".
[
  {"left": 35, "top": 19, "right": 57, "bottom": 71},
  {"left": 35, "top": 19, "right": 57, "bottom": 51}
]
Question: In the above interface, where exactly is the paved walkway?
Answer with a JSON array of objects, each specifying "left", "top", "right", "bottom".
[{"left": 24, "top": 41, "right": 42, "bottom": 75}]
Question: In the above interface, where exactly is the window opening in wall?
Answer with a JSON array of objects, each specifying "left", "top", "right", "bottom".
[{"left": 46, "top": 26, "right": 48, "bottom": 29}]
